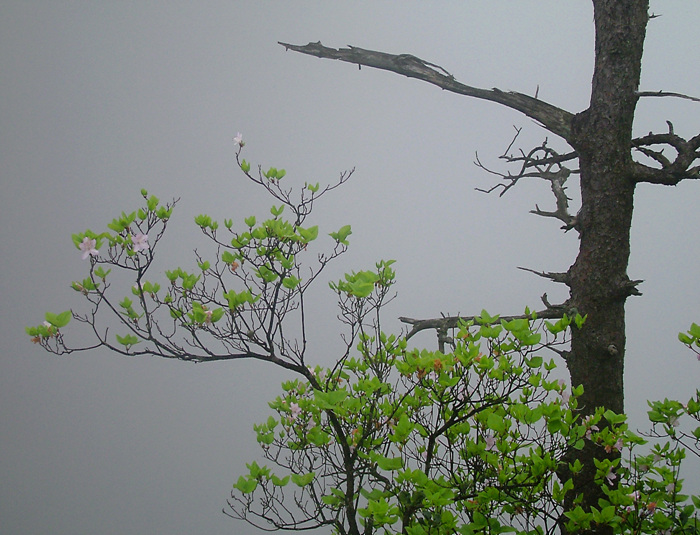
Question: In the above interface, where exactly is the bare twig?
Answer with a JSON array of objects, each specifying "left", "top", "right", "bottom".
[{"left": 636, "top": 90, "right": 700, "bottom": 103}]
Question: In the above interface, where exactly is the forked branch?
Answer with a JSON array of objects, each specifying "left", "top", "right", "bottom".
[
  {"left": 631, "top": 121, "right": 700, "bottom": 184},
  {"left": 475, "top": 128, "right": 580, "bottom": 231}
]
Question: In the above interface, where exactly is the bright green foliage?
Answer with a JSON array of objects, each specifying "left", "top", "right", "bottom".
[
  {"left": 26, "top": 142, "right": 698, "bottom": 534},
  {"left": 329, "top": 224, "right": 352, "bottom": 246},
  {"left": 679, "top": 323, "right": 700, "bottom": 360},
  {"left": 231, "top": 258, "right": 593, "bottom": 534},
  {"left": 329, "top": 260, "right": 395, "bottom": 298},
  {"left": 230, "top": 280, "right": 699, "bottom": 535},
  {"left": 44, "top": 310, "right": 71, "bottom": 328},
  {"left": 115, "top": 333, "right": 140, "bottom": 351},
  {"left": 25, "top": 310, "right": 72, "bottom": 342},
  {"left": 187, "top": 302, "right": 225, "bottom": 325}
]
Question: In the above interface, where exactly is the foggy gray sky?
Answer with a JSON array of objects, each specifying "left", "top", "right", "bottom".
[{"left": 2, "top": 2, "right": 699, "bottom": 534}]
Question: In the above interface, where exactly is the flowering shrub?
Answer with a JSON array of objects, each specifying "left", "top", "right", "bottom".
[{"left": 25, "top": 137, "right": 698, "bottom": 534}]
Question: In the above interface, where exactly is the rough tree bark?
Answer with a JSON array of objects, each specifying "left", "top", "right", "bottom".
[{"left": 280, "top": 1, "right": 700, "bottom": 530}]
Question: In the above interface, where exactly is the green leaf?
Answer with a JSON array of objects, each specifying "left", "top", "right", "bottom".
[
  {"left": 526, "top": 356, "right": 543, "bottom": 368},
  {"left": 376, "top": 456, "right": 403, "bottom": 471},
  {"left": 297, "top": 225, "right": 318, "bottom": 243},
  {"left": 256, "top": 265, "right": 278, "bottom": 283},
  {"left": 244, "top": 216, "right": 256, "bottom": 227},
  {"left": 270, "top": 474, "right": 289, "bottom": 487},
  {"left": 282, "top": 276, "right": 301, "bottom": 290},
  {"left": 329, "top": 224, "right": 352, "bottom": 245},
  {"left": 689, "top": 323, "right": 700, "bottom": 338},
  {"left": 194, "top": 214, "right": 212, "bottom": 228},
  {"left": 146, "top": 195, "right": 159, "bottom": 211},
  {"left": 313, "top": 389, "right": 348, "bottom": 410},
  {"left": 44, "top": 310, "right": 71, "bottom": 328},
  {"left": 307, "top": 427, "right": 331, "bottom": 446},
  {"left": 679, "top": 333, "right": 693, "bottom": 345},
  {"left": 116, "top": 333, "right": 140, "bottom": 348},
  {"left": 240, "top": 159, "right": 251, "bottom": 173},
  {"left": 93, "top": 266, "right": 111, "bottom": 280},
  {"left": 349, "top": 281, "right": 374, "bottom": 298},
  {"left": 476, "top": 309, "right": 499, "bottom": 325},
  {"left": 487, "top": 412, "right": 506, "bottom": 433},
  {"left": 291, "top": 472, "right": 315, "bottom": 487},
  {"left": 479, "top": 324, "right": 502, "bottom": 338},
  {"left": 233, "top": 476, "right": 257, "bottom": 494}
]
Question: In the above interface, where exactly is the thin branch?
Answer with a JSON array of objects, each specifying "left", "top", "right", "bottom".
[
  {"left": 475, "top": 129, "right": 580, "bottom": 231},
  {"left": 636, "top": 90, "right": 700, "bottom": 103},
  {"left": 517, "top": 267, "right": 570, "bottom": 285}
]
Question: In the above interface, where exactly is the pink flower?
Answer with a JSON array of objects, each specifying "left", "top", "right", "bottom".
[
  {"left": 233, "top": 132, "right": 244, "bottom": 146},
  {"left": 79, "top": 237, "right": 99, "bottom": 259},
  {"left": 132, "top": 233, "right": 149, "bottom": 252},
  {"left": 484, "top": 433, "right": 497, "bottom": 452},
  {"left": 289, "top": 402, "right": 302, "bottom": 422},
  {"left": 585, "top": 424, "right": 599, "bottom": 440},
  {"left": 604, "top": 466, "right": 617, "bottom": 485}
]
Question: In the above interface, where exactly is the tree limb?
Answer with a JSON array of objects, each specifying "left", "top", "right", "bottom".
[
  {"left": 474, "top": 130, "right": 580, "bottom": 231},
  {"left": 399, "top": 299, "right": 571, "bottom": 341},
  {"left": 636, "top": 90, "right": 700, "bottom": 103},
  {"left": 279, "top": 41, "right": 574, "bottom": 141},
  {"left": 631, "top": 124, "right": 700, "bottom": 184}
]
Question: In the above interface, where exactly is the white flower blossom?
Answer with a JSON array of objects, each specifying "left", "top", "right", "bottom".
[
  {"left": 289, "top": 402, "right": 302, "bottom": 422},
  {"left": 132, "top": 233, "right": 149, "bottom": 252},
  {"left": 605, "top": 466, "right": 617, "bottom": 485},
  {"left": 79, "top": 237, "right": 99, "bottom": 259}
]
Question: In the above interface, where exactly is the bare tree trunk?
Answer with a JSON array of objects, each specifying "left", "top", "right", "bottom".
[{"left": 560, "top": 4, "right": 648, "bottom": 526}]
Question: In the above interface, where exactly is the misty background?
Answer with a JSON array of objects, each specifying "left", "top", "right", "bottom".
[{"left": 1, "top": 2, "right": 699, "bottom": 534}]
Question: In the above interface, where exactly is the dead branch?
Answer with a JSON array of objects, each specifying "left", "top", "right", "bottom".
[
  {"left": 399, "top": 298, "right": 572, "bottom": 341},
  {"left": 636, "top": 90, "right": 700, "bottom": 103},
  {"left": 517, "top": 267, "right": 570, "bottom": 285},
  {"left": 631, "top": 123, "right": 700, "bottom": 184},
  {"left": 475, "top": 129, "right": 579, "bottom": 231},
  {"left": 279, "top": 41, "right": 574, "bottom": 140}
]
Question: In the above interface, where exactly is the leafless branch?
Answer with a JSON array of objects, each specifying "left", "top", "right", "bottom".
[
  {"left": 399, "top": 301, "right": 572, "bottom": 341},
  {"left": 631, "top": 122, "right": 700, "bottom": 184},
  {"left": 636, "top": 90, "right": 700, "bottom": 103},
  {"left": 279, "top": 41, "right": 574, "bottom": 140},
  {"left": 517, "top": 267, "right": 570, "bottom": 285},
  {"left": 474, "top": 128, "right": 580, "bottom": 231}
]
